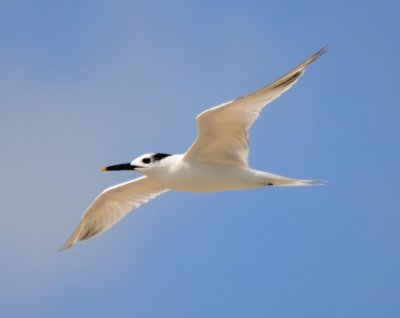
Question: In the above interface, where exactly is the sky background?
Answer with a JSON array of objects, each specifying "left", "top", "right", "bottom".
[{"left": 1, "top": 1, "right": 399, "bottom": 317}]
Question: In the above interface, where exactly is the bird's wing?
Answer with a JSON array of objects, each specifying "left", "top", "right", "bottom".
[
  {"left": 60, "top": 176, "right": 168, "bottom": 250},
  {"left": 184, "top": 47, "right": 327, "bottom": 167}
]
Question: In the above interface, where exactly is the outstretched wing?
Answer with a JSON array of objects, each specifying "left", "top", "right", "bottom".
[
  {"left": 60, "top": 176, "right": 168, "bottom": 250},
  {"left": 184, "top": 47, "right": 327, "bottom": 167}
]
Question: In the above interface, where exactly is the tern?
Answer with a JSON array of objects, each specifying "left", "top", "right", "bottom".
[{"left": 61, "top": 47, "right": 327, "bottom": 250}]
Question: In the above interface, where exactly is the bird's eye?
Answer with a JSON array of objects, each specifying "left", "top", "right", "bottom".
[{"left": 142, "top": 158, "right": 151, "bottom": 164}]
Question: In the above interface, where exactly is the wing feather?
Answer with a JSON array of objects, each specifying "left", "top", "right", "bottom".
[
  {"left": 184, "top": 47, "right": 327, "bottom": 167},
  {"left": 60, "top": 176, "right": 168, "bottom": 250}
]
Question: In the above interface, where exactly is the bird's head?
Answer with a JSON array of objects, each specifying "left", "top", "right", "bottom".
[{"left": 100, "top": 153, "right": 172, "bottom": 175}]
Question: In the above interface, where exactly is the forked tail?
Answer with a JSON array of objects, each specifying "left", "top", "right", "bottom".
[
  {"left": 269, "top": 178, "right": 326, "bottom": 186},
  {"left": 257, "top": 172, "right": 327, "bottom": 187}
]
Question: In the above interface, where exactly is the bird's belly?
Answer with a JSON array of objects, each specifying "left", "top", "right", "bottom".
[{"left": 157, "top": 164, "right": 257, "bottom": 193}]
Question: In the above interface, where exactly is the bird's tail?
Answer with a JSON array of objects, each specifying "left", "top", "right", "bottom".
[
  {"left": 270, "top": 178, "right": 327, "bottom": 186},
  {"left": 257, "top": 172, "right": 327, "bottom": 187}
]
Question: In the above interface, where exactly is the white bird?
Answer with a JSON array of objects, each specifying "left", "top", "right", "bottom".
[{"left": 60, "top": 47, "right": 327, "bottom": 250}]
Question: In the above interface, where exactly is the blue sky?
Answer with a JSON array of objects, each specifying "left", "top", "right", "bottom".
[{"left": 1, "top": 1, "right": 399, "bottom": 317}]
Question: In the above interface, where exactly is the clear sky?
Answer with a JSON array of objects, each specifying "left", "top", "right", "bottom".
[{"left": 1, "top": 1, "right": 399, "bottom": 317}]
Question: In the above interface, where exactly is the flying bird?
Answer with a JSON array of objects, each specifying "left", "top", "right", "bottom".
[{"left": 61, "top": 47, "right": 327, "bottom": 250}]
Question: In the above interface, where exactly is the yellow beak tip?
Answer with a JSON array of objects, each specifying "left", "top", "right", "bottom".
[{"left": 100, "top": 167, "right": 107, "bottom": 172}]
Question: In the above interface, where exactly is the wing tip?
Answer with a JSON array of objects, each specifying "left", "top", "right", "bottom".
[
  {"left": 58, "top": 237, "right": 77, "bottom": 251},
  {"left": 58, "top": 225, "right": 84, "bottom": 251},
  {"left": 58, "top": 226, "right": 102, "bottom": 251},
  {"left": 306, "top": 45, "right": 328, "bottom": 66},
  {"left": 58, "top": 243, "right": 72, "bottom": 252},
  {"left": 268, "top": 45, "right": 328, "bottom": 91}
]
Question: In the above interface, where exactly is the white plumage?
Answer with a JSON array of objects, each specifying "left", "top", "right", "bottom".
[{"left": 61, "top": 47, "right": 327, "bottom": 250}]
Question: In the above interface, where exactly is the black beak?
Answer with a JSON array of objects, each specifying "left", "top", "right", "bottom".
[{"left": 100, "top": 163, "right": 139, "bottom": 171}]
